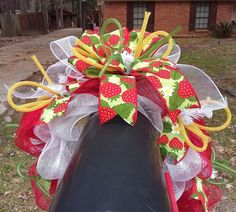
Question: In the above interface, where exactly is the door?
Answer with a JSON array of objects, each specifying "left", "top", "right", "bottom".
[{"left": 127, "top": 1, "right": 155, "bottom": 32}]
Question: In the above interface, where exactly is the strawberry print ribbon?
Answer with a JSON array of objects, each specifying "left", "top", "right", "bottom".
[{"left": 68, "top": 26, "right": 199, "bottom": 126}]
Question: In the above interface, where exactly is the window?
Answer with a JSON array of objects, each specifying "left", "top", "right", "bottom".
[
  {"left": 133, "top": 2, "right": 147, "bottom": 29},
  {"left": 195, "top": 3, "right": 210, "bottom": 29},
  {"left": 189, "top": 2, "right": 217, "bottom": 31},
  {"left": 127, "top": 2, "right": 155, "bottom": 32}
]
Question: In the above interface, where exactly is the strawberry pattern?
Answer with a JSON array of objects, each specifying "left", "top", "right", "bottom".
[
  {"left": 157, "top": 135, "right": 169, "bottom": 144},
  {"left": 99, "top": 74, "right": 137, "bottom": 125},
  {"left": 69, "top": 28, "right": 202, "bottom": 162},
  {"left": 41, "top": 96, "right": 71, "bottom": 124},
  {"left": 146, "top": 75, "right": 162, "bottom": 89},
  {"left": 69, "top": 29, "right": 200, "bottom": 125},
  {"left": 178, "top": 80, "right": 196, "bottom": 98},
  {"left": 120, "top": 77, "right": 134, "bottom": 85},
  {"left": 131, "top": 59, "right": 200, "bottom": 123},
  {"left": 108, "top": 34, "right": 120, "bottom": 46},
  {"left": 158, "top": 116, "right": 187, "bottom": 161},
  {"left": 75, "top": 60, "right": 90, "bottom": 72},
  {"left": 191, "top": 177, "right": 208, "bottom": 210},
  {"left": 169, "top": 137, "right": 183, "bottom": 150},
  {"left": 100, "top": 82, "right": 122, "bottom": 98},
  {"left": 121, "top": 88, "right": 136, "bottom": 104},
  {"left": 81, "top": 35, "right": 92, "bottom": 45},
  {"left": 156, "top": 69, "right": 171, "bottom": 79},
  {"left": 99, "top": 107, "right": 117, "bottom": 123}
]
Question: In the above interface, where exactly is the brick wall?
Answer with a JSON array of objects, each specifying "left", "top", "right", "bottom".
[
  {"left": 216, "top": 2, "right": 234, "bottom": 23},
  {"left": 155, "top": 1, "right": 190, "bottom": 34},
  {"left": 101, "top": 1, "right": 126, "bottom": 32},
  {"left": 101, "top": 1, "right": 235, "bottom": 35}
]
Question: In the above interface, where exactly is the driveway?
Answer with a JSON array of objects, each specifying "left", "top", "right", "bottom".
[{"left": 0, "top": 28, "right": 82, "bottom": 114}]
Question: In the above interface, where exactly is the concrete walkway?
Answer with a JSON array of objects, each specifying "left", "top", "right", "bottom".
[{"left": 0, "top": 28, "right": 81, "bottom": 114}]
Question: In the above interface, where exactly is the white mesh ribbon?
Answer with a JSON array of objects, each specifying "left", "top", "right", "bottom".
[
  {"left": 155, "top": 44, "right": 227, "bottom": 124},
  {"left": 177, "top": 64, "right": 227, "bottom": 124},
  {"left": 164, "top": 148, "right": 203, "bottom": 200},
  {"left": 34, "top": 94, "right": 98, "bottom": 179},
  {"left": 33, "top": 94, "right": 163, "bottom": 180},
  {"left": 154, "top": 44, "right": 181, "bottom": 64},
  {"left": 12, "top": 62, "right": 68, "bottom": 100},
  {"left": 50, "top": 36, "right": 82, "bottom": 80}
]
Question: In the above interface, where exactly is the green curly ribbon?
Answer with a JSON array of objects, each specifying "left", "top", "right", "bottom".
[
  {"left": 99, "top": 18, "right": 124, "bottom": 77},
  {"left": 207, "top": 147, "right": 236, "bottom": 185},
  {"left": 140, "top": 26, "right": 182, "bottom": 60},
  {"left": 17, "top": 157, "right": 53, "bottom": 199},
  {"left": 2, "top": 124, "right": 19, "bottom": 140},
  {"left": 100, "top": 18, "right": 124, "bottom": 56}
]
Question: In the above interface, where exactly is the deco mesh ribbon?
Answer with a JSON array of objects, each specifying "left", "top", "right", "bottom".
[{"left": 7, "top": 12, "right": 233, "bottom": 211}]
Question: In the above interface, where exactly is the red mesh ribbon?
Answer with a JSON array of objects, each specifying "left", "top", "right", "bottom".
[
  {"left": 177, "top": 182, "right": 222, "bottom": 212},
  {"left": 15, "top": 108, "right": 45, "bottom": 157},
  {"left": 29, "top": 163, "right": 52, "bottom": 210},
  {"left": 188, "top": 119, "right": 212, "bottom": 179}
]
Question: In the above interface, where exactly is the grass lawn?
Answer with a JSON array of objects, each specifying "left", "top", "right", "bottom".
[{"left": 0, "top": 37, "right": 236, "bottom": 211}]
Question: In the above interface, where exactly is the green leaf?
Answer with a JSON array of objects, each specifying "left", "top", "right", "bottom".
[
  {"left": 110, "top": 95, "right": 121, "bottom": 102},
  {"left": 84, "top": 67, "right": 100, "bottom": 77},
  {"left": 68, "top": 57, "right": 74, "bottom": 64},
  {"left": 90, "top": 36, "right": 100, "bottom": 45},
  {"left": 113, "top": 103, "right": 134, "bottom": 120},
  {"left": 130, "top": 32, "right": 138, "bottom": 42},
  {"left": 192, "top": 192, "right": 198, "bottom": 199},
  {"left": 170, "top": 71, "right": 182, "bottom": 80},
  {"left": 160, "top": 146, "right": 168, "bottom": 158},
  {"left": 102, "top": 34, "right": 110, "bottom": 42},
  {"left": 38, "top": 178, "right": 51, "bottom": 191},
  {"left": 188, "top": 96, "right": 198, "bottom": 102},
  {"left": 163, "top": 121, "right": 172, "bottom": 133},
  {"left": 119, "top": 81, "right": 134, "bottom": 89},
  {"left": 100, "top": 99, "right": 110, "bottom": 107},
  {"left": 169, "top": 82, "right": 185, "bottom": 111},
  {"left": 46, "top": 102, "right": 56, "bottom": 110}
]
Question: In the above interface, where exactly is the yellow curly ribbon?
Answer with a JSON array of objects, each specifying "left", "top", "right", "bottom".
[
  {"left": 140, "top": 31, "right": 174, "bottom": 58},
  {"left": 74, "top": 46, "right": 92, "bottom": 57},
  {"left": 7, "top": 81, "right": 59, "bottom": 112},
  {"left": 75, "top": 39, "right": 98, "bottom": 59},
  {"left": 194, "top": 107, "right": 232, "bottom": 132},
  {"left": 179, "top": 117, "right": 210, "bottom": 152},
  {"left": 134, "top": 11, "right": 174, "bottom": 59},
  {"left": 179, "top": 107, "right": 231, "bottom": 152},
  {"left": 134, "top": 11, "right": 151, "bottom": 58},
  {"left": 72, "top": 48, "right": 116, "bottom": 72},
  {"left": 31, "top": 55, "right": 54, "bottom": 85}
]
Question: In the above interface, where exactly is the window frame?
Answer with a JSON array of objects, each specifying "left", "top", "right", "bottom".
[
  {"left": 189, "top": 1, "right": 217, "bottom": 32},
  {"left": 127, "top": 1, "right": 155, "bottom": 32},
  {"left": 195, "top": 2, "right": 210, "bottom": 30}
]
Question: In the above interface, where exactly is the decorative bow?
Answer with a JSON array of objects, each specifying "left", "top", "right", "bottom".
[
  {"left": 7, "top": 12, "right": 231, "bottom": 155},
  {"left": 6, "top": 11, "right": 234, "bottom": 212}
]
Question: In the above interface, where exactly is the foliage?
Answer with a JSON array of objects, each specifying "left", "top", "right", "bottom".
[
  {"left": 87, "top": 0, "right": 97, "bottom": 9},
  {"left": 73, "top": 0, "right": 97, "bottom": 9},
  {"left": 213, "top": 22, "right": 234, "bottom": 38}
]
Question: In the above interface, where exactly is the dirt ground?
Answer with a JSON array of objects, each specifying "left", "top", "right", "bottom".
[{"left": 0, "top": 28, "right": 82, "bottom": 111}]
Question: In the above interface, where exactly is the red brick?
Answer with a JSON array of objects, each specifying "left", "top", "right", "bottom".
[
  {"left": 101, "top": 2, "right": 127, "bottom": 32},
  {"left": 101, "top": 1, "right": 235, "bottom": 36},
  {"left": 216, "top": 2, "right": 234, "bottom": 23},
  {"left": 155, "top": 2, "right": 190, "bottom": 34}
]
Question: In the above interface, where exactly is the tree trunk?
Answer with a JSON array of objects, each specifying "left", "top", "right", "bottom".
[
  {"left": 55, "top": 5, "right": 59, "bottom": 29},
  {"left": 60, "top": 0, "right": 63, "bottom": 28}
]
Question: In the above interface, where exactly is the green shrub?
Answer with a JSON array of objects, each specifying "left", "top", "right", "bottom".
[{"left": 213, "top": 22, "right": 234, "bottom": 38}]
